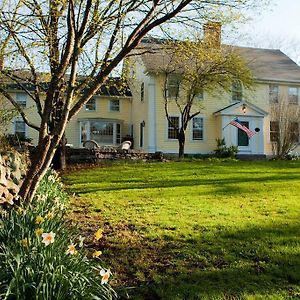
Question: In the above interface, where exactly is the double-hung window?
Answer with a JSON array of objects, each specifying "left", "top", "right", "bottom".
[
  {"left": 192, "top": 117, "right": 204, "bottom": 140},
  {"left": 14, "top": 119, "right": 26, "bottom": 138},
  {"left": 168, "top": 116, "right": 179, "bottom": 139},
  {"left": 270, "top": 121, "right": 279, "bottom": 142},
  {"left": 269, "top": 84, "right": 279, "bottom": 104},
  {"left": 110, "top": 99, "right": 120, "bottom": 111},
  {"left": 16, "top": 93, "right": 27, "bottom": 108},
  {"left": 85, "top": 98, "right": 96, "bottom": 111},
  {"left": 232, "top": 81, "right": 242, "bottom": 102},
  {"left": 288, "top": 87, "right": 298, "bottom": 105},
  {"left": 166, "top": 74, "right": 181, "bottom": 98}
]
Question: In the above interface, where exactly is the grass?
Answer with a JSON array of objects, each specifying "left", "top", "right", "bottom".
[{"left": 63, "top": 160, "right": 300, "bottom": 299}]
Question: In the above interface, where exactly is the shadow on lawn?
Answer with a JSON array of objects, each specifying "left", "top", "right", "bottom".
[
  {"left": 96, "top": 220, "right": 300, "bottom": 300},
  {"left": 69, "top": 172, "right": 300, "bottom": 195}
]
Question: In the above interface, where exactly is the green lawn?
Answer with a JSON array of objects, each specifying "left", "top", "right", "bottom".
[{"left": 63, "top": 160, "right": 300, "bottom": 299}]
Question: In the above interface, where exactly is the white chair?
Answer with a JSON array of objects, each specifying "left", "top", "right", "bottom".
[{"left": 121, "top": 141, "right": 131, "bottom": 150}]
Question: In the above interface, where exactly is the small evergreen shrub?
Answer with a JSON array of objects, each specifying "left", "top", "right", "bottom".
[
  {"left": 0, "top": 170, "right": 116, "bottom": 300},
  {"left": 214, "top": 138, "right": 238, "bottom": 158}
]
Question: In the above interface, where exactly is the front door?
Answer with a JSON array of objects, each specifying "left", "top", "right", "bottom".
[{"left": 237, "top": 121, "right": 250, "bottom": 152}]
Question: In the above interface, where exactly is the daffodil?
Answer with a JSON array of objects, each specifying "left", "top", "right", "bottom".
[
  {"left": 78, "top": 235, "right": 85, "bottom": 247},
  {"left": 19, "top": 238, "right": 29, "bottom": 248},
  {"left": 100, "top": 269, "right": 111, "bottom": 284},
  {"left": 17, "top": 207, "right": 24, "bottom": 215},
  {"left": 41, "top": 232, "right": 55, "bottom": 246},
  {"left": 94, "top": 229, "right": 103, "bottom": 241},
  {"left": 92, "top": 250, "right": 102, "bottom": 258},
  {"left": 46, "top": 212, "right": 54, "bottom": 220},
  {"left": 35, "top": 228, "right": 43, "bottom": 236},
  {"left": 35, "top": 216, "right": 44, "bottom": 224},
  {"left": 66, "top": 243, "right": 77, "bottom": 255}
]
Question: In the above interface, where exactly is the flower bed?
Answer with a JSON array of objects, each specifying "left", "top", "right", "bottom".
[{"left": 0, "top": 170, "right": 116, "bottom": 300}]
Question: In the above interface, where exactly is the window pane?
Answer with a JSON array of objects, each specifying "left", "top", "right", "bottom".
[
  {"left": 167, "top": 74, "right": 181, "bottom": 98},
  {"left": 270, "top": 121, "right": 279, "bottom": 142},
  {"left": 269, "top": 85, "right": 279, "bottom": 104},
  {"left": 15, "top": 120, "right": 26, "bottom": 138},
  {"left": 90, "top": 121, "right": 114, "bottom": 144},
  {"left": 85, "top": 98, "right": 96, "bottom": 111},
  {"left": 192, "top": 117, "right": 203, "bottom": 140},
  {"left": 290, "top": 122, "right": 299, "bottom": 143},
  {"left": 288, "top": 87, "right": 298, "bottom": 105},
  {"left": 141, "top": 83, "right": 144, "bottom": 102},
  {"left": 232, "top": 81, "right": 242, "bottom": 101},
  {"left": 168, "top": 116, "right": 179, "bottom": 139},
  {"left": 16, "top": 93, "right": 27, "bottom": 108},
  {"left": 110, "top": 99, "right": 120, "bottom": 111}
]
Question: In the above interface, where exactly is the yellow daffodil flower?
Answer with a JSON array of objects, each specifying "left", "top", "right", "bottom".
[
  {"left": 94, "top": 229, "right": 103, "bottom": 241},
  {"left": 92, "top": 250, "right": 102, "bottom": 258},
  {"left": 35, "top": 228, "right": 43, "bottom": 236},
  {"left": 35, "top": 216, "right": 44, "bottom": 225}
]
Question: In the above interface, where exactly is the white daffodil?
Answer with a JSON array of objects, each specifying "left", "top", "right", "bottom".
[
  {"left": 41, "top": 232, "right": 56, "bottom": 246},
  {"left": 100, "top": 269, "right": 111, "bottom": 284}
]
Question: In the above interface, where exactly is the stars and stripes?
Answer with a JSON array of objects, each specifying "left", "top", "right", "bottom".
[{"left": 229, "top": 118, "right": 255, "bottom": 138}]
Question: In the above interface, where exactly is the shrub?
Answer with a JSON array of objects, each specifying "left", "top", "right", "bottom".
[
  {"left": 0, "top": 170, "right": 116, "bottom": 300},
  {"left": 214, "top": 138, "right": 238, "bottom": 158}
]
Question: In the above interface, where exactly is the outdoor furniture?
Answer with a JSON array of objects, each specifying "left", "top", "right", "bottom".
[
  {"left": 83, "top": 140, "right": 100, "bottom": 149},
  {"left": 121, "top": 141, "right": 131, "bottom": 150}
]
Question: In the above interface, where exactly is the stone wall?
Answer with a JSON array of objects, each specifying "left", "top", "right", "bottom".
[{"left": 0, "top": 151, "right": 27, "bottom": 205}]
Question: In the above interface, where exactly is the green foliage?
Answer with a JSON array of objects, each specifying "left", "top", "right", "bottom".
[
  {"left": 0, "top": 170, "right": 116, "bottom": 300},
  {"left": 214, "top": 138, "right": 238, "bottom": 158},
  {"left": 64, "top": 161, "right": 300, "bottom": 299}
]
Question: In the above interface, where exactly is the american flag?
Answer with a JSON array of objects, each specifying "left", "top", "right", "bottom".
[{"left": 229, "top": 118, "right": 255, "bottom": 138}]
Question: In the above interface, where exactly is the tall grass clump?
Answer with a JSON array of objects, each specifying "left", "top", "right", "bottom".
[{"left": 0, "top": 170, "right": 116, "bottom": 300}]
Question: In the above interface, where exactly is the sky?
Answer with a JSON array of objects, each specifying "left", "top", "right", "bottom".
[{"left": 231, "top": 0, "right": 300, "bottom": 63}]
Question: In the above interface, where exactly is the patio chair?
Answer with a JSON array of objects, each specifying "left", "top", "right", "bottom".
[
  {"left": 83, "top": 140, "right": 100, "bottom": 149},
  {"left": 121, "top": 140, "right": 131, "bottom": 150}
]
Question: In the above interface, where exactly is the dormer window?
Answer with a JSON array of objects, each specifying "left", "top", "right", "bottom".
[{"left": 232, "top": 81, "right": 242, "bottom": 102}]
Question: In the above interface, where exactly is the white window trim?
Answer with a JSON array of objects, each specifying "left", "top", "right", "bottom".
[
  {"left": 16, "top": 93, "right": 27, "bottom": 108},
  {"left": 84, "top": 98, "right": 97, "bottom": 111},
  {"left": 109, "top": 99, "right": 120, "bottom": 112},
  {"left": 288, "top": 86, "right": 299, "bottom": 105},
  {"left": 13, "top": 118, "right": 27, "bottom": 137},
  {"left": 79, "top": 120, "right": 121, "bottom": 146},
  {"left": 166, "top": 115, "right": 180, "bottom": 141},
  {"left": 190, "top": 116, "right": 205, "bottom": 142}
]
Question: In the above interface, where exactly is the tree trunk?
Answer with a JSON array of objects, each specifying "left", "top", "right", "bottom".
[
  {"left": 18, "top": 136, "right": 59, "bottom": 203},
  {"left": 52, "top": 133, "right": 66, "bottom": 170},
  {"left": 178, "top": 129, "right": 185, "bottom": 158}
]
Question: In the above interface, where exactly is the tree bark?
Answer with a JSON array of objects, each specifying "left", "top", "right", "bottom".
[
  {"left": 178, "top": 129, "right": 185, "bottom": 158},
  {"left": 18, "top": 136, "right": 60, "bottom": 203}
]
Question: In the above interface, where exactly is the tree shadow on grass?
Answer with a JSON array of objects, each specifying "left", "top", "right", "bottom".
[
  {"left": 94, "top": 221, "right": 300, "bottom": 300},
  {"left": 67, "top": 172, "right": 300, "bottom": 196}
]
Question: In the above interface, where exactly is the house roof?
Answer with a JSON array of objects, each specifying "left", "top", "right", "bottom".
[
  {"left": 138, "top": 39, "right": 300, "bottom": 84},
  {"left": 1, "top": 71, "right": 132, "bottom": 97}
]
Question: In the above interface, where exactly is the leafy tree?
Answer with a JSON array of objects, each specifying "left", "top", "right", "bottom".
[
  {"left": 0, "top": 0, "right": 262, "bottom": 202},
  {"left": 161, "top": 39, "right": 253, "bottom": 157}
]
